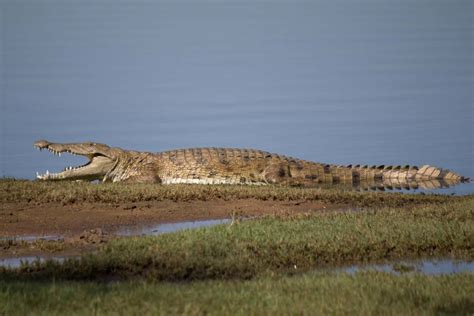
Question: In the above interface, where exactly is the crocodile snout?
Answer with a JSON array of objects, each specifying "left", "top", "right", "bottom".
[{"left": 34, "top": 140, "right": 51, "bottom": 149}]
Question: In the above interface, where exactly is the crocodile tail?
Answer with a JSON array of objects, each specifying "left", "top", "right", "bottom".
[
  {"left": 412, "top": 165, "right": 469, "bottom": 182},
  {"left": 345, "top": 164, "right": 469, "bottom": 183},
  {"left": 291, "top": 162, "right": 468, "bottom": 189}
]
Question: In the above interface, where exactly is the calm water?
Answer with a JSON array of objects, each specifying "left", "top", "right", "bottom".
[
  {"left": 118, "top": 218, "right": 231, "bottom": 237},
  {"left": 1, "top": 1, "right": 472, "bottom": 194}
]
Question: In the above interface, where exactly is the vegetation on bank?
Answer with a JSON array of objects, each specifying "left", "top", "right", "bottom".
[
  {"left": 1, "top": 179, "right": 470, "bottom": 207},
  {"left": 2, "top": 198, "right": 472, "bottom": 281},
  {"left": 1, "top": 272, "right": 473, "bottom": 315}
]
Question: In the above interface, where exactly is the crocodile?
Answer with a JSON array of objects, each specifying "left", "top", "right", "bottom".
[{"left": 33, "top": 140, "right": 469, "bottom": 190}]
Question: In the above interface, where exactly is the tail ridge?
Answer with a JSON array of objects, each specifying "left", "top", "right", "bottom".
[{"left": 337, "top": 164, "right": 468, "bottom": 182}]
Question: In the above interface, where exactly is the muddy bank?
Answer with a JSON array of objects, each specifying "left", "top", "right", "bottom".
[
  {"left": 0, "top": 198, "right": 343, "bottom": 259},
  {"left": 0, "top": 199, "right": 334, "bottom": 238}
]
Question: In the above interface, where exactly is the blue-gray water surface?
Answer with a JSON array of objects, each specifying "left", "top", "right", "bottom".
[{"left": 1, "top": 1, "right": 472, "bottom": 194}]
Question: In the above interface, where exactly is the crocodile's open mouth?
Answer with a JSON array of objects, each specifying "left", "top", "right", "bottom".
[{"left": 34, "top": 140, "right": 117, "bottom": 181}]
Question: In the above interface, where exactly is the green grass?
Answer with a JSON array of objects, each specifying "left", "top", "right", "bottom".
[
  {"left": 3, "top": 198, "right": 472, "bottom": 281},
  {"left": 1, "top": 272, "right": 473, "bottom": 315},
  {"left": 0, "top": 179, "right": 470, "bottom": 207}
]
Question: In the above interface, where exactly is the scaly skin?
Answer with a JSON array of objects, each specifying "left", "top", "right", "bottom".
[{"left": 33, "top": 140, "right": 469, "bottom": 190}]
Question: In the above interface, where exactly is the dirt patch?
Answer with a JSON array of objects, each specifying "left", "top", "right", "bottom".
[{"left": 0, "top": 199, "right": 335, "bottom": 238}]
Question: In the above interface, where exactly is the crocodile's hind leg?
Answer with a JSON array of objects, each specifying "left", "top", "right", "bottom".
[
  {"left": 260, "top": 161, "right": 307, "bottom": 186},
  {"left": 261, "top": 161, "right": 292, "bottom": 184}
]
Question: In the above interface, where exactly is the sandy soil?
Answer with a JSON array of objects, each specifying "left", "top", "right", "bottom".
[{"left": 0, "top": 199, "right": 335, "bottom": 238}]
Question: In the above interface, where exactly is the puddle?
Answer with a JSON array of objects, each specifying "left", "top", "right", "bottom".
[
  {"left": 0, "top": 218, "right": 233, "bottom": 244},
  {"left": 332, "top": 259, "right": 474, "bottom": 275},
  {"left": 117, "top": 218, "right": 231, "bottom": 237},
  {"left": 1, "top": 256, "right": 472, "bottom": 275},
  {"left": 0, "top": 235, "right": 62, "bottom": 242},
  {"left": 0, "top": 256, "right": 66, "bottom": 269}
]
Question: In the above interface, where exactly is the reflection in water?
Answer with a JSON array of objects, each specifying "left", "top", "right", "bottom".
[{"left": 306, "top": 177, "right": 468, "bottom": 192}]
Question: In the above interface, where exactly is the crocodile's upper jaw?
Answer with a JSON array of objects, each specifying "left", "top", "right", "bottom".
[{"left": 34, "top": 140, "right": 118, "bottom": 181}]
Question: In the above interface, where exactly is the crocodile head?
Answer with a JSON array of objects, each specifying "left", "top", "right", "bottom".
[{"left": 34, "top": 140, "right": 121, "bottom": 182}]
